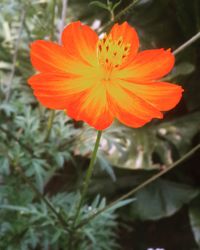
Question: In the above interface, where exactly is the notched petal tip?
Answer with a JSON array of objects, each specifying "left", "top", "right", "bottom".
[
  {"left": 61, "top": 21, "right": 98, "bottom": 65},
  {"left": 120, "top": 48, "right": 175, "bottom": 81},
  {"left": 109, "top": 21, "right": 139, "bottom": 61}
]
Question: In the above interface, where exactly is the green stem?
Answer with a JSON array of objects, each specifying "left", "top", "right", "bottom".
[
  {"left": 45, "top": 110, "right": 55, "bottom": 141},
  {"left": 74, "top": 130, "right": 102, "bottom": 226},
  {"left": 110, "top": 9, "right": 115, "bottom": 22},
  {"left": 68, "top": 130, "right": 102, "bottom": 249},
  {"left": 76, "top": 143, "right": 200, "bottom": 229}
]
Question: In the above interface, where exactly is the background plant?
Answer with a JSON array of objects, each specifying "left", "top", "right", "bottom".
[{"left": 0, "top": 0, "right": 200, "bottom": 249}]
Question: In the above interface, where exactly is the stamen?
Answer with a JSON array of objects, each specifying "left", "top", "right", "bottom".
[
  {"left": 97, "top": 34, "right": 130, "bottom": 77},
  {"left": 103, "top": 37, "right": 107, "bottom": 43}
]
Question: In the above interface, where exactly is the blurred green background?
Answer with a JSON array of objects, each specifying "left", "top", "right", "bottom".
[{"left": 0, "top": 0, "right": 200, "bottom": 249}]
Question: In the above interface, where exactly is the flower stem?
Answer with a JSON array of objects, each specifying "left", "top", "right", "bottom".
[
  {"left": 68, "top": 130, "right": 102, "bottom": 249},
  {"left": 74, "top": 130, "right": 102, "bottom": 225}
]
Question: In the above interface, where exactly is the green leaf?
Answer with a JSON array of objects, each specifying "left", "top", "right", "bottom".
[
  {"left": 131, "top": 179, "right": 199, "bottom": 220},
  {"left": 106, "top": 198, "right": 136, "bottom": 213},
  {"left": 97, "top": 154, "right": 116, "bottom": 181},
  {"left": 102, "top": 126, "right": 160, "bottom": 170},
  {"left": 0, "top": 204, "right": 38, "bottom": 214},
  {"left": 189, "top": 195, "right": 200, "bottom": 247},
  {"left": 165, "top": 62, "right": 195, "bottom": 80},
  {"left": 158, "top": 112, "right": 200, "bottom": 156}
]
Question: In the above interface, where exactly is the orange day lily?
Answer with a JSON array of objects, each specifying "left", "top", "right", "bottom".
[{"left": 28, "top": 21, "right": 183, "bottom": 130}]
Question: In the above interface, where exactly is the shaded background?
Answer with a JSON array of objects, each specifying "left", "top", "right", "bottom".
[{"left": 0, "top": 0, "right": 200, "bottom": 249}]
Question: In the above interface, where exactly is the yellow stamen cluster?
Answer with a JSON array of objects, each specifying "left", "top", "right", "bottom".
[{"left": 97, "top": 35, "right": 130, "bottom": 80}]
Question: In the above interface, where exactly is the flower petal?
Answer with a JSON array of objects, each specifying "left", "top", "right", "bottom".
[
  {"left": 62, "top": 21, "right": 98, "bottom": 66},
  {"left": 30, "top": 40, "right": 96, "bottom": 76},
  {"left": 106, "top": 81, "right": 163, "bottom": 128},
  {"left": 119, "top": 80, "right": 183, "bottom": 111},
  {"left": 109, "top": 22, "right": 139, "bottom": 63},
  {"left": 30, "top": 40, "right": 71, "bottom": 73},
  {"left": 118, "top": 49, "right": 175, "bottom": 82},
  {"left": 66, "top": 82, "right": 113, "bottom": 130},
  {"left": 28, "top": 73, "right": 94, "bottom": 109}
]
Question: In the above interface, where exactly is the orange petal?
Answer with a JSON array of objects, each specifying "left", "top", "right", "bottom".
[
  {"left": 119, "top": 80, "right": 183, "bottom": 111},
  {"left": 30, "top": 40, "right": 98, "bottom": 76},
  {"left": 118, "top": 49, "right": 175, "bottom": 82},
  {"left": 28, "top": 73, "right": 94, "bottom": 109},
  {"left": 106, "top": 81, "right": 163, "bottom": 128},
  {"left": 109, "top": 22, "right": 139, "bottom": 64},
  {"left": 66, "top": 82, "right": 113, "bottom": 130},
  {"left": 62, "top": 21, "right": 98, "bottom": 66},
  {"left": 30, "top": 40, "right": 72, "bottom": 73}
]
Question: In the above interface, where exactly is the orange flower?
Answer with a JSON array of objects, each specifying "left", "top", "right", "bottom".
[{"left": 28, "top": 21, "right": 183, "bottom": 130}]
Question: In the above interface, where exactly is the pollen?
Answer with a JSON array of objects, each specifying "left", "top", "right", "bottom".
[{"left": 97, "top": 35, "right": 130, "bottom": 72}]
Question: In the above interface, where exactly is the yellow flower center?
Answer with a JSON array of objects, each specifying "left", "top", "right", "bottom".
[{"left": 97, "top": 35, "right": 130, "bottom": 81}]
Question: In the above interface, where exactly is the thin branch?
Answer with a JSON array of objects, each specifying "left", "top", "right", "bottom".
[
  {"left": 100, "top": 0, "right": 140, "bottom": 32},
  {"left": 173, "top": 31, "right": 200, "bottom": 56},
  {"left": 44, "top": 0, "right": 57, "bottom": 142},
  {"left": 50, "top": 0, "right": 57, "bottom": 40},
  {"left": 59, "top": 0, "right": 68, "bottom": 43},
  {"left": 14, "top": 165, "right": 71, "bottom": 232},
  {"left": 76, "top": 144, "right": 200, "bottom": 229},
  {"left": 5, "top": 8, "right": 26, "bottom": 101},
  {"left": 99, "top": 0, "right": 200, "bottom": 57},
  {"left": 0, "top": 126, "right": 34, "bottom": 156},
  {"left": 45, "top": 0, "right": 68, "bottom": 141},
  {"left": 1, "top": 126, "right": 70, "bottom": 231}
]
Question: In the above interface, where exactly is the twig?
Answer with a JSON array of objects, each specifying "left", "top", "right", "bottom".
[
  {"left": 5, "top": 8, "right": 26, "bottom": 101},
  {"left": 50, "top": 0, "right": 57, "bottom": 40},
  {"left": 173, "top": 31, "right": 200, "bottom": 55},
  {"left": 14, "top": 165, "right": 71, "bottom": 232},
  {"left": 99, "top": 0, "right": 200, "bottom": 57},
  {"left": 59, "top": 0, "right": 68, "bottom": 43},
  {"left": 45, "top": 0, "right": 68, "bottom": 141},
  {"left": 100, "top": 0, "right": 140, "bottom": 32},
  {"left": 0, "top": 126, "right": 34, "bottom": 155},
  {"left": 76, "top": 144, "right": 200, "bottom": 229}
]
